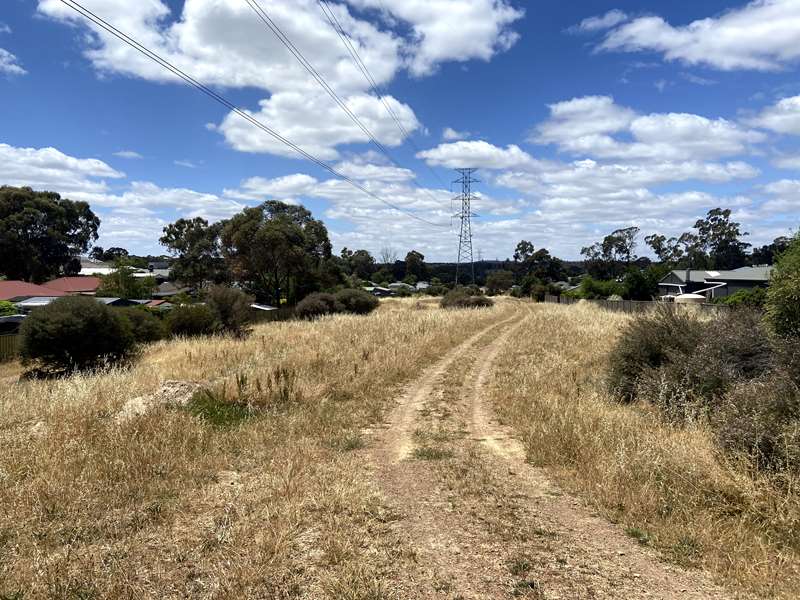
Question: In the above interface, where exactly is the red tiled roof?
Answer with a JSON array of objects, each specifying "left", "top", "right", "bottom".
[
  {"left": 43, "top": 276, "right": 102, "bottom": 293},
  {"left": 0, "top": 281, "right": 68, "bottom": 301}
]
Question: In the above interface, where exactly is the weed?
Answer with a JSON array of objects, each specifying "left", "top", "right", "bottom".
[
  {"left": 412, "top": 446, "right": 454, "bottom": 460},
  {"left": 625, "top": 526, "right": 650, "bottom": 545},
  {"left": 508, "top": 556, "right": 532, "bottom": 577},
  {"left": 186, "top": 388, "right": 250, "bottom": 428}
]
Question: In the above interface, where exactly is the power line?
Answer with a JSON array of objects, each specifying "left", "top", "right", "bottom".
[
  {"left": 243, "top": 0, "right": 448, "bottom": 215},
  {"left": 316, "top": 0, "right": 451, "bottom": 191},
  {"left": 57, "top": 0, "right": 447, "bottom": 229}
]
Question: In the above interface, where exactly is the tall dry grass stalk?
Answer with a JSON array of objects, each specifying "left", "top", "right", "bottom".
[
  {"left": 0, "top": 299, "right": 517, "bottom": 598},
  {"left": 489, "top": 303, "right": 800, "bottom": 598}
]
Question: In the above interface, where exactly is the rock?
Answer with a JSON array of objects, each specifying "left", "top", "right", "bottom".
[{"left": 116, "top": 380, "right": 202, "bottom": 423}]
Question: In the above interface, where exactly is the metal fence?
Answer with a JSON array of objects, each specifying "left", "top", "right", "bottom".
[
  {"left": 0, "top": 334, "right": 20, "bottom": 362},
  {"left": 542, "top": 295, "right": 730, "bottom": 315}
]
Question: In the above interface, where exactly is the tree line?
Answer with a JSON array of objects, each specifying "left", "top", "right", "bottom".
[{"left": 1, "top": 185, "right": 793, "bottom": 306}]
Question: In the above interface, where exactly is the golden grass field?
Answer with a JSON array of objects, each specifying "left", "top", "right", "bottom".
[
  {"left": 489, "top": 303, "right": 800, "bottom": 598},
  {"left": 0, "top": 298, "right": 517, "bottom": 597},
  {"left": 0, "top": 298, "right": 797, "bottom": 598}
]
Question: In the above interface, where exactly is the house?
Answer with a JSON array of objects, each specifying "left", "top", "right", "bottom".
[
  {"left": 0, "top": 281, "right": 67, "bottom": 302},
  {"left": 363, "top": 286, "right": 393, "bottom": 297},
  {"left": 14, "top": 296, "right": 139, "bottom": 312},
  {"left": 14, "top": 296, "right": 64, "bottom": 312},
  {"left": 43, "top": 276, "right": 102, "bottom": 296},
  {"left": 78, "top": 257, "right": 116, "bottom": 277},
  {"left": 134, "top": 268, "right": 171, "bottom": 282},
  {"left": 388, "top": 282, "right": 415, "bottom": 292},
  {"left": 143, "top": 299, "right": 174, "bottom": 311},
  {"left": 94, "top": 297, "right": 141, "bottom": 307},
  {"left": 658, "top": 266, "right": 772, "bottom": 299},
  {"left": 415, "top": 281, "right": 430, "bottom": 291},
  {"left": 152, "top": 281, "right": 192, "bottom": 298}
]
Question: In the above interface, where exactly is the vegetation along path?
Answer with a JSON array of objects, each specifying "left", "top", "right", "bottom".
[{"left": 365, "top": 304, "right": 733, "bottom": 599}]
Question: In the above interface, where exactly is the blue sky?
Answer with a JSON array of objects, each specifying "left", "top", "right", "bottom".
[{"left": 1, "top": 0, "right": 799, "bottom": 261}]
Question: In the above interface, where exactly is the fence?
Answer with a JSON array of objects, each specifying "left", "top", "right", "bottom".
[
  {"left": 542, "top": 295, "right": 730, "bottom": 315},
  {"left": 0, "top": 334, "right": 20, "bottom": 362},
  {"left": 251, "top": 306, "right": 295, "bottom": 323}
]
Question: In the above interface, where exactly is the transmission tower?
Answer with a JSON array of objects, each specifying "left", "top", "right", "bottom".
[{"left": 454, "top": 168, "right": 479, "bottom": 285}]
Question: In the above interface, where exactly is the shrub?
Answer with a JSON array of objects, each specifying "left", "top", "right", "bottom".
[
  {"left": 714, "top": 373, "right": 800, "bottom": 472},
  {"left": 0, "top": 300, "right": 17, "bottom": 316},
  {"left": 295, "top": 292, "right": 342, "bottom": 319},
  {"left": 205, "top": 285, "right": 254, "bottom": 335},
  {"left": 19, "top": 296, "right": 135, "bottom": 371},
  {"left": 607, "top": 307, "right": 704, "bottom": 403},
  {"left": 118, "top": 307, "right": 166, "bottom": 343},
  {"left": 717, "top": 287, "right": 767, "bottom": 309},
  {"left": 576, "top": 276, "right": 625, "bottom": 300},
  {"left": 634, "top": 309, "right": 774, "bottom": 418},
  {"left": 166, "top": 304, "right": 218, "bottom": 337},
  {"left": 766, "top": 233, "right": 800, "bottom": 337},
  {"left": 440, "top": 287, "right": 495, "bottom": 309},
  {"left": 334, "top": 288, "right": 379, "bottom": 315}
]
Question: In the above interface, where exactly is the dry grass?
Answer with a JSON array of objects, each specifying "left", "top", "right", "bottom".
[
  {"left": 0, "top": 298, "right": 517, "bottom": 598},
  {"left": 489, "top": 302, "right": 800, "bottom": 598}
]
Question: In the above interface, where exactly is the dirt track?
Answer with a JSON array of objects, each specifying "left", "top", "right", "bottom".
[{"left": 366, "top": 305, "right": 734, "bottom": 599}]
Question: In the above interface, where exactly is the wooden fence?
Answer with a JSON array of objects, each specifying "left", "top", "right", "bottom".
[
  {"left": 542, "top": 295, "right": 730, "bottom": 315},
  {"left": 0, "top": 334, "right": 20, "bottom": 362}
]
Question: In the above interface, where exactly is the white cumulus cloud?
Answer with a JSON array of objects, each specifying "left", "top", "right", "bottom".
[
  {"left": 599, "top": 0, "right": 800, "bottom": 71},
  {"left": 571, "top": 9, "right": 628, "bottom": 33},
  {"left": 0, "top": 48, "right": 26, "bottom": 76},
  {"left": 746, "top": 95, "right": 800, "bottom": 135},
  {"left": 417, "top": 140, "right": 535, "bottom": 169}
]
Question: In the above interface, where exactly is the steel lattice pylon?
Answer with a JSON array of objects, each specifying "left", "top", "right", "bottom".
[{"left": 454, "top": 168, "right": 478, "bottom": 285}]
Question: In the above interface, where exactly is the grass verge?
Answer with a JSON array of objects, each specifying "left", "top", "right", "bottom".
[{"left": 489, "top": 303, "right": 800, "bottom": 598}]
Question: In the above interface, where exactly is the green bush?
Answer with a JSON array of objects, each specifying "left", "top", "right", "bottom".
[
  {"left": 716, "top": 287, "right": 767, "bottom": 309},
  {"left": 766, "top": 234, "right": 800, "bottom": 337},
  {"left": 0, "top": 300, "right": 17, "bottom": 316},
  {"left": 295, "top": 292, "right": 342, "bottom": 319},
  {"left": 166, "top": 304, "right": 218, "bottom": 337},
  {"left": 334, "top": 288, "right": 379, "bottom": 315},
  {"left": 440, "top": 287, "right": 494, "bottom": 309},
  {"left": 205, "top": 285, "right": 254, "bottom": 335},
  {"left": 19, "top": 296, "right": 135, "bottom": 371},
  {"left": 118, "top": 307, "right": 166, "bottom": 343},
  {"left": 574, "top": 276, "right": 625, "bottom": 300}
]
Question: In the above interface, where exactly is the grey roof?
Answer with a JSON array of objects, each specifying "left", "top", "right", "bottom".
[
  {"left": 710, "top": 266, "right": 772, "bottom": 281},
  {"left": 15, "top": 296, "right": 62, "bottom": 308},
  {"left": 666, "top": 266, "right": 772, "bottom": 284}
]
